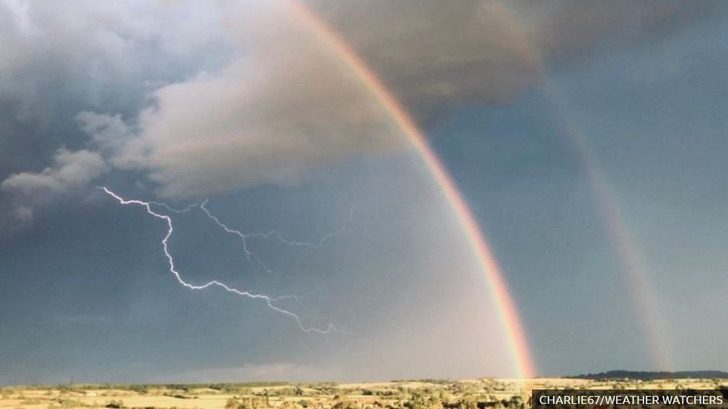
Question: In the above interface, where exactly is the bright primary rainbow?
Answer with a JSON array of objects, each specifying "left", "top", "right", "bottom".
[
  {"left": 287, "top": 0, "right": 676, "bottom": 376},
  {"left": 288, "top": 0, "right": 536, "bottom": 378}
]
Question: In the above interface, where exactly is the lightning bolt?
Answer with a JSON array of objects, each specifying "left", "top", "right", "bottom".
[
  {"left": 130, "top": 197, "right": 354, "bottom": 275},
  {"left": 199, "top": 201, "right": 354, "bottom": 272},
  {"left": 99, "top": 186, "right": 338, "bottom": 334},
  {"left": 245, "top": 207, "right": 356, "bottom": 249},
  {"left": 199, "top": 200, "right": 274, "bottom": 273},
  {"left": 148, "top": 200, "right": 200, "bottom": 214}
]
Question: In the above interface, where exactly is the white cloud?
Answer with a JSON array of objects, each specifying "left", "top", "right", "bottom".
[
  {"left": 106, "top": 2, "right": 403, "bottom": 198},
  {"left": 114, "top": 1, "right": 542, "bottom": 198},
  {"left": 1, "top": 148, "right": 109, "bottom": 195},
  {"left": 76, "top": 111, "right": 142, "bottom": 170},
  {"left": 12, "top": 206, "right": 33, "bottom": 223},
  {"left": 77, "top": 112, "right": 133, "bottom": 152}
]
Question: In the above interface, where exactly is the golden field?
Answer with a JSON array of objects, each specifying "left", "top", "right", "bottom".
[{"left": 2, "top": 378, "right": 726, "bottom": 409}]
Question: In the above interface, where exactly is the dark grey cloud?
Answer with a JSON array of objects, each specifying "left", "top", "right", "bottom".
[
  {"left": 308, "top": 0, "right": 726, "bottom": 118},
  {"left": 307, "top": 0, "right": 540, "bottom": 119},
  {"left": 0, "top": 0, "right": 231, "bottom": 218}
]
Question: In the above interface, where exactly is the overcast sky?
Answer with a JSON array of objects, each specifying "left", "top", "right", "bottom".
[{"left": 1, "top": 0, "right": 727, "bottom": 384}]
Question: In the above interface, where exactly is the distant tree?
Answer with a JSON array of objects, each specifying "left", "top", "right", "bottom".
[
  {"left": 105, "top": 400, "right": 124, "bottom": 408},
  {"left": 226, "top": 398, "right": 253, "bottom": 409}
]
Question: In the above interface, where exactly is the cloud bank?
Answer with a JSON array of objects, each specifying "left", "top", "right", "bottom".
[
  {"left": 1, "top": 0, "right": 723, "bottom": 212},
  {"left": 119, "top": 2, "right": 401, "bottom": 198}
]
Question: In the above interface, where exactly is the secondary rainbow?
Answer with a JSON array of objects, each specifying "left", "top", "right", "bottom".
[
  {"left": 485, "top": 0, "right": 673, "bottom": 370},
  {"left": 540, "top": 84, "right": 673, "bottom": 370},
  {"left": 288, "top": 0, "right": 535, "bottom": 378}
]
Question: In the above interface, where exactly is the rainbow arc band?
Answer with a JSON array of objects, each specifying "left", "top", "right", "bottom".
[{"left": 287, "top": 0, "right": 535, "bottom": 378}]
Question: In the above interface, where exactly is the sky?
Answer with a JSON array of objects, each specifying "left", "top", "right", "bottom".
[{"left": 1, "top": 0, "right": 728, "bottom": 384}]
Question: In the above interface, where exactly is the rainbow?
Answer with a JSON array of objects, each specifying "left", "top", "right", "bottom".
[
  {"left": 540, "top": 83, "right": 673, "bottom": 370},
  {"left": 288, "top": 0, "right": 536, "bottom": 378},
  {"left": 486, "top": 1, "right": 673, "bottom": 370},
  {"left": 287, "top": 0, "right": 677, "bottom": 374}
]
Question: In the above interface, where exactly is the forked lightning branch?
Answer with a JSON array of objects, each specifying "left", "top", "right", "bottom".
[{"left": 100, "top": 186, "right": 338, "bottom": 334}]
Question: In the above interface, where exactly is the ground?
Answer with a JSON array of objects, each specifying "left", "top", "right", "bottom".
[{"left": 1, "top": 378, "right": 726, "bottom": 409}]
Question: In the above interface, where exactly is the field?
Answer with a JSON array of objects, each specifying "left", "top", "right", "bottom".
[{"left": 2, "top": 378, "right": 727, "bottom": 409}]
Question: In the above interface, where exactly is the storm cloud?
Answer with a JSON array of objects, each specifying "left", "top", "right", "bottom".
[{"left": 1, "top": 0, "right": 724, "bottom": 206}]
